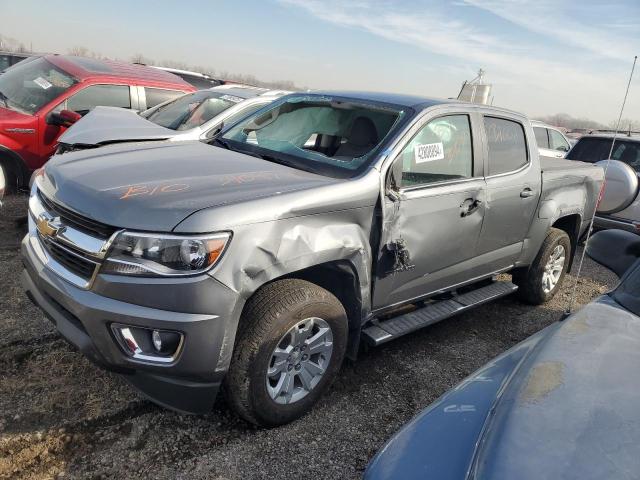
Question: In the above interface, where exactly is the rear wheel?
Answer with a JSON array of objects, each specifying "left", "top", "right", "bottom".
[
  {"left": 224, "top": 279, "right": 348, "bottom": 427},
  {"left": 514, "top": 228, "right": 571, "bottom": 305}
]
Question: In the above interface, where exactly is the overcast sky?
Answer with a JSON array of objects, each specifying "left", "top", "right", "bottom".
[{"left": 1, "top": 0, "right": 638, "bottom": 123}]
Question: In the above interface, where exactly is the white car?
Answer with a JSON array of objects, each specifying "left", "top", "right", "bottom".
[
  {"left": 531, "top": 120, "right": 572, "bottom": 158},
  {"left": 55, "top": 85, "right": 290, "bottom": 153}
]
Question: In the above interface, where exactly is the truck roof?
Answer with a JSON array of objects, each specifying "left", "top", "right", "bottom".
[
  {"left": 45, "top": 55, "right": 193, "bottom": 89},
  {"left": 310, "top": 90, "right": 453, "bottom": 108},
  {"left": 305, "top": 90, "right": 524, "bottom": 116}
]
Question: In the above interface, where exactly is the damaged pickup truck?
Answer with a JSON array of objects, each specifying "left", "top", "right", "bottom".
[{"left": 22, "top": 92, "right": 603, "bottom": 426}]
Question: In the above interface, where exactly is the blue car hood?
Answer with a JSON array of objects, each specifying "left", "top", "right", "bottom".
[{"left": 366, "top": 296, "right": 640, "bottom": 480}]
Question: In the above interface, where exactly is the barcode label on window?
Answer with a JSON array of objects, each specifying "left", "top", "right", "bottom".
[
  {"left": 220, "top": 94, "right": 244, "bottom": 103},
  {"left": 415, "top": 142, "right": 445, "bottom": 163}
]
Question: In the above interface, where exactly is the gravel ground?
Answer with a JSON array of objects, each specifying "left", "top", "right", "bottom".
[{"left": 0, "top": 193, "right": 618, "bottom": 480}]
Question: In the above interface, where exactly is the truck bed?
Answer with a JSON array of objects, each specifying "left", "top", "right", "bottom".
[
  {"left": 540, "top": 155, "right": 599, "bottom": 174},
  {"left": 540, "top": 156, "right": 604, "bottom": 186}
]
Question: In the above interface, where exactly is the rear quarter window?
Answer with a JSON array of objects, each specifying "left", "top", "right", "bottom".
[
  {"left": 534, "top": 127, "right": 549, "bottom": 149},
  {"left": 484, "top": 117, "right": 528, "bottom": 176},
  {"left": 145, "top": 88, "right": 184, "bottom": 109}
]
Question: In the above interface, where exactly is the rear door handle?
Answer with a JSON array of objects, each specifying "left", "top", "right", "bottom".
[{"left": 520, "top": 188, "right": 536, "bottom": 198}]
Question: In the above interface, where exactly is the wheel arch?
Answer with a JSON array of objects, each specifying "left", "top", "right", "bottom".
[
  {"left": 240, "top": 260, "right": 364, "bottom": 361},
  {"left": 0, "top": 145, "right": 29, "bottom": 191},
  {"left": 551, "top": 213, "right": 582, "bottom": 271}
]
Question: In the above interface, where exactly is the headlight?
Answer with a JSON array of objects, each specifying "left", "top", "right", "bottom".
[{"left": 102, "top": 231, "right": 231, "bottom": 276}]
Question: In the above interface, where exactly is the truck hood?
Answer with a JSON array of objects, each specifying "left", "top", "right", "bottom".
[
  {"left": 57, "top": 106, "right": 177, "bottom": 146},
  {"left": 40, "top": 141, "right": 338, "bottom": 232},
  {"left": 366, "top": 296, "right": 640, "bottom": 480}
]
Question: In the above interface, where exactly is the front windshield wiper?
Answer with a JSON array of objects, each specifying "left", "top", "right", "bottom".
[
  {"left": 211, "top": 137, "right": 231, "bottom": 150},
  {"left": 255, "top": 152, "right": 323, "bottom": 175}
]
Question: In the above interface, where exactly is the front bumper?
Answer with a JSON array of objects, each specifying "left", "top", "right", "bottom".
[{"left": 21, "top": 233, "right": 242, "bottom": 414}]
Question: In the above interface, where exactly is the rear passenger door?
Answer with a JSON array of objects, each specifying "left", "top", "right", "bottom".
[{"left": 476, "top": 115, "right": 541, "bottom": 272}]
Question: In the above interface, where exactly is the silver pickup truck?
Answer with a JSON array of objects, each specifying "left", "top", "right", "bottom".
[{"left": 21, "top": 92, "right": 603, "bottom": 426}]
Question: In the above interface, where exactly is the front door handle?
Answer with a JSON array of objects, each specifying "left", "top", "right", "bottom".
[
  {"left": 520, "top": 188, "right": 536, "bottom": 198},
  {"left": 460, "top": 198, "right": 482, "bottom": 217}
]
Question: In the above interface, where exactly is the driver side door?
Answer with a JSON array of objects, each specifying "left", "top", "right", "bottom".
[
  {"left": 372, "top": 109, "right": 487, "bottom": 310},
  {"left": 37, "top": 83, "right": 134, "bottom": 160}
]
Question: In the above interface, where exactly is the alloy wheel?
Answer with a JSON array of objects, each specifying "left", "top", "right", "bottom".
[
  {"left": 542, "top": 244, "right": 566, "bottom": 294},
  {"left": 266, "top": 317, "right": 333, "bottom": 405}
]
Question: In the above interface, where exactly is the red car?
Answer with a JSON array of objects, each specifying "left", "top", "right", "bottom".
[{"left": 0, "top": 55, "right": 195, "bottom": 190}]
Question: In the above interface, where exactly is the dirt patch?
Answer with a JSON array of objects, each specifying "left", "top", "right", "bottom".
[
  {"left": 0, "top": 193, "right": 620, "bottom": 479},
  {"left": 519, "top": 361, "right": 564, "bottom": 404}
]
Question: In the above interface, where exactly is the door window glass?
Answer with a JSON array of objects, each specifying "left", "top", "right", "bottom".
[
  {"left": 397, "top": 115, "right": 473, "bottom": 188},
  {"left": 484, "top": 117, "right": 528, "bottom": 175},
  {"left": 66, "top": 84, "right": 130, "bottom": 115},
  {"left": 549, "top": 129, "right": 570, "bottom": 152},
  {"left": 144, "top": 87, "right": 184, "bottom": 109},
  {"left": 533, "top": 127, "right": 549, "bottom": 149}
]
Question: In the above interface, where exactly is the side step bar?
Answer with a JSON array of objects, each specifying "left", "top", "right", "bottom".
[{"left": 362, "top": 281, "right": 518, "bottom": 346}]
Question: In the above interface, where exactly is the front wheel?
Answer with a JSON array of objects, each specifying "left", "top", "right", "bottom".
[
  {"left": 224, "top": 279, "right": 348, "bottom": 427},
  {"left": 514, "top": 228, "right": 571, "bottom": 305}
]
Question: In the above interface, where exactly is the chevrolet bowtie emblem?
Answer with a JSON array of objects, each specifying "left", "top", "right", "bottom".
[{"left": 36, "top": 214, "right": 65, "bottom": 238}]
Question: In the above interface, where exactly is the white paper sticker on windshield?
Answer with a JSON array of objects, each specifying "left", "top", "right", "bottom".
[
  {"left": 415, "top": 142, "right": 444, "bottom": 163},
  {"left": 33, "top": 77, "right": 53, "bottom": 90},
  {"left": 220, "top": 94, "right": 244, "bottom": 103}
]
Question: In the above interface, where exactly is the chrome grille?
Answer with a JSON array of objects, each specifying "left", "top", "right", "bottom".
[{"left": 28, "top": 188, "right": 118, "bottom": 289}]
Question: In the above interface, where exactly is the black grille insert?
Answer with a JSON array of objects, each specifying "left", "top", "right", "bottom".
[
  {"left": 38, "top": 191, "right": 116, "bottom": 238},
  {"left": 41, "top": 237, "right": 97, "bottom": 280}
]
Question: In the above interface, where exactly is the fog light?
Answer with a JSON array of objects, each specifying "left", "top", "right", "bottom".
[
  {"left": 152, "top": 330, "right": 162, "bottom": 352},
  {"left": 150, "top": 330, "right": 182, "bottom": 355},
  {"left": 112, "top": 324, "right": 183, "bottom": 363}
]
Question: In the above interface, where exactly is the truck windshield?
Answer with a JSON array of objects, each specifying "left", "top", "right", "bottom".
[
  {"left": 220, "top": 95, "right": 406, "bottom": 177},
  {"left": 144, "top": 91, "right": 242, "bottom": 131},
  {"left": 0, "top": 57, "right": 77, "bottom": 115},
  {"left": 567, "top": 137, "right": 640, "bottom": 171}
]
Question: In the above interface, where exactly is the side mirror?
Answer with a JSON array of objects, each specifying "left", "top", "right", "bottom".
[
  {"left": 47, "top": 109, "right": 82, "bottom": 127},
  {"left": 586, "top": 229, "right": 640, "bottom": 277}
]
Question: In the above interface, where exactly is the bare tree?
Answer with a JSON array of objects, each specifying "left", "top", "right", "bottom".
[
  {"left": 608, "top": 118, "right": 640, "bottom": 131},
  {"left": 68, "top": 46, "right": 89, "bottom": 57},
  {"left": 131, "top": 53, "right": 152, "bottom": 65},
  {"left": 535, "top": 113, "right": 603, "bottom": 130}
]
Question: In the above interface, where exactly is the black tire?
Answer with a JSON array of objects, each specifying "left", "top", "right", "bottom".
[
  {"left": 513, "top": 227, "right": 571, "bottom": 305},
  {"left": 224, "top": 279, "right": 348, "bottom": 427}
]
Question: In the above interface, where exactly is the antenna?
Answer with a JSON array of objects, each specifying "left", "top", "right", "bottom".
[{"left": 563, "top": 55, "right": 637, "bottom": 318}]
